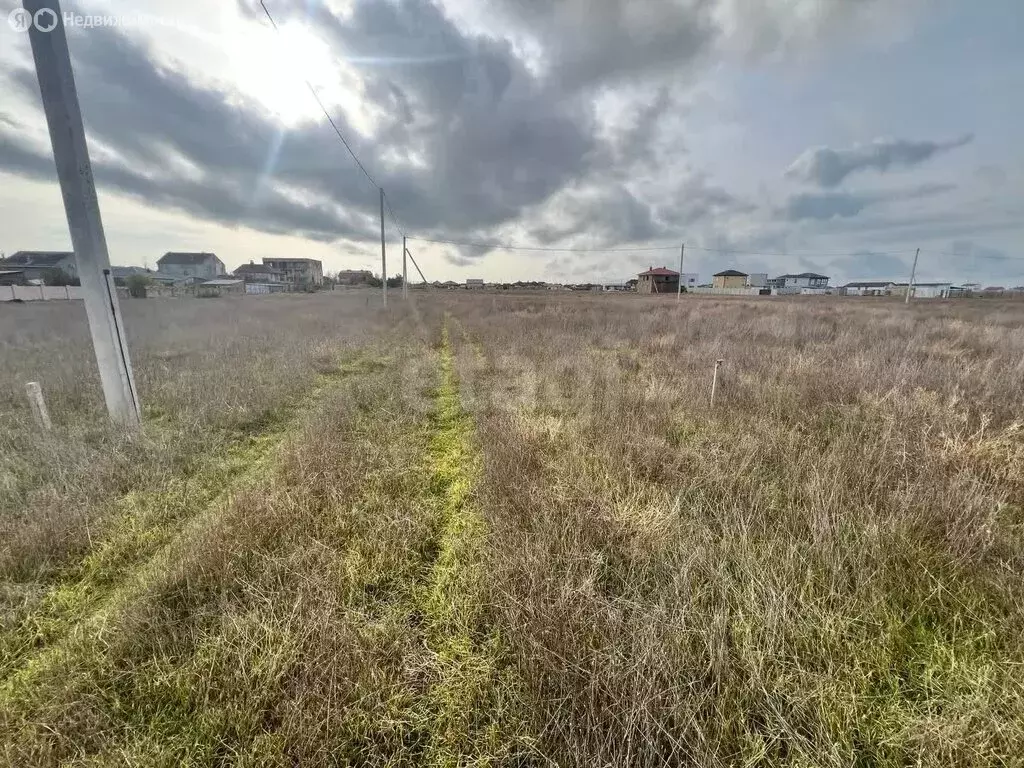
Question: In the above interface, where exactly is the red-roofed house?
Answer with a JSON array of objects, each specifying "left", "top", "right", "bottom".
[{"left": 637, "top": 266, "right": 679, "bottom": 294}]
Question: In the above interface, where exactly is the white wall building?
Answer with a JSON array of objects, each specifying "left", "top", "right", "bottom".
[
  {"left": 769, "top": 272, "right": 830, "bottom": 289},
  {"left": 746, "top": 273, "right": 768, "bottom": 287},
  {"left": 157, "top": 252, "right": 225, "bottom": 280}
]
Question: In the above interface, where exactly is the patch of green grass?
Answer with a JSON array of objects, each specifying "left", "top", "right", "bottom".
[
  {"left": 0, "top": 352, "right": 366, "bottom": 692},
  {"left": 411, "top": 321, "right": 534, "bottom": 767}
]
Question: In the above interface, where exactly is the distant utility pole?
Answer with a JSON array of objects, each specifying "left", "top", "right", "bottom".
[
  {"left": 402, "top": 235, "right": 408, "bottom": 300},
  {"left": 405, "top": 246, "right": 429, "bottom": 286},
  {"left": 23, "top": 0, "right": 140, "bottom": 425},
  {"left": 677, "top": 242, "right": 685, "bottom": 301},
  {"left": 905, "top": 248, "right": 920, "bottom": 304},
  {"left": 379, "top": 187, "right": 387, "bottom": 307}
]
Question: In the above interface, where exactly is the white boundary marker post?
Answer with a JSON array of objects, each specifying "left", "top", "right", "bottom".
[
  {"left": 23, "top": 0, "right": 140, "bottom": 425},
  {"left": 710, "top": 359, "right": 723, "bottom": 408},
  {"left": 26, "top": 381, "right": 53, "bottom": 431}
]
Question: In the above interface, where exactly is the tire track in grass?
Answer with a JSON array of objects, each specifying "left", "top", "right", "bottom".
[
  {"left": 0, "top": 352, "right": 388, "bottom": 706},
  {"left": 412, "top": 319, "right": 533, "bottom": 766}
]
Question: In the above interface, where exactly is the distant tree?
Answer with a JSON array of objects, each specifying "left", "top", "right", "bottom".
[
  {"left": 42, "top": 269, "right": 73, "bottom": 286},
  {"left": 125, "top": 273, "right": 151, "bottom": 298},
  {"left": 386, "top": 274, "right": 404, "bottom": 289},
  {"left": 367, "top": 276, "right": 383, "bottom": 288}
]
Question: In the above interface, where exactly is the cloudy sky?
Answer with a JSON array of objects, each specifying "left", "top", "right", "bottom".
[{"left": 0, "top": 0, "right": 1021, "bottom": 285}]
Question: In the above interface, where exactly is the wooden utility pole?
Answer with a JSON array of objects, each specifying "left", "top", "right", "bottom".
[
  {"left": 24, "top": 0, "right": 139, "bottom": 425},
  {"left": 402, "top": 235, "right": 408, "bottom": 300},
  {"left": 677, "top": 242, "right": 685, "bottom": 301},
  {"left": 379, "top": 187, "right": 387, "bottom": 307},
  {"left": 905, "top": 248, "right": 920, "bottom": 304}
]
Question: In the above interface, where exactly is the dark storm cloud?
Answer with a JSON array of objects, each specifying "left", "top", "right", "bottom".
[
  {"left": 0, "top": 0, "right": 600, "bottom": 244},
  {"left": 0, "top": 0, "right": 912, "bottom": 252},
  {"left": 783, "top": 184, "right": 956, "bottom": 222},
  {"left": 657, "top": 173, "right": 752, "bottom": 226},
  {"left": 786, "top": 135, "right": 973, "bottom": 189},
  {"left": 825, "top": 251, "right": 911, "bottom": 281}
]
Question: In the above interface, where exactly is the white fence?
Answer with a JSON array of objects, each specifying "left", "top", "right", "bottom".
[
  {"left": 0, "top": 285, "right": 83, "bottom": 302},
  {"left": 690, "top": 286, "right": 766, "bottom": 297}
]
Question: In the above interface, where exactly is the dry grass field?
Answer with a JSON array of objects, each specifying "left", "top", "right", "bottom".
[{"left": 2, "top": 291, "right": 1023, "bottom": 766}]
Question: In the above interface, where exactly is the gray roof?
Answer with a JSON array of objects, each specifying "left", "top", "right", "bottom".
[
  {"left": 159, "top": 251, "right": 220, "bottom": 266},
  {"left": 714, "top": 269, "right": 748, "bottom": 277},
  {"left": 234, "top": 263, "right": 281, "bottom": 274},
  {"left": 201, "top": 278, "right": 244, "bottom": 286},
  {"left": 844, "top": 281, "right": 894, "bottom": 288},
  {"left": 3, "top": 251, "right": 74, "bottom": 267},
  {"left": 777, "top": 272, "right": 829, "bottom": 279}
]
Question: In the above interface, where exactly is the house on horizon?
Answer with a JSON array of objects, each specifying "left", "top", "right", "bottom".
[
  {"left": 768, "top": 272, "right": 830, "bottom": 290},
  {"left": 842, "top": 280, "right": 896, "bottom": 297},
  {"left": 466, "top": 278, "right": 485, "bottom": 289},
  {"left": 890, "top": 282, "right": 956, "bottom": 299},
  {"left": 637, "top": 266, "right": 680, "bottom": 294},
  {"left": 713, "top": 269, "right": 748, "bottom": 289},
  {"left": 157, "top": 252, "right": 225, "bottom": 281},
  {"left": 234, "top": 261, "right": 284, "bottom": 283},
  {"left": 336, "top": 269, "right": 374, "bottom": 286},
  {"left": 262, "top": 258, "right": 323, "bottom": 286},
  {"left": 0, "top": 251, "right": 78, "bottom": 283}
]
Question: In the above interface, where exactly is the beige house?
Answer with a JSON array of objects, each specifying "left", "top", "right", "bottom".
[{"left": 713, "top": 269, "right": 748, "bottom": 289}]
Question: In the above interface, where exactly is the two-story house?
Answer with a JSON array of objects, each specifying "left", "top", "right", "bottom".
[
  {"left": 157, "top": 252, "right": 225, "bottom": 281},
  {"left": 262, "top": 258, "right": 324, "bottom": 286}
]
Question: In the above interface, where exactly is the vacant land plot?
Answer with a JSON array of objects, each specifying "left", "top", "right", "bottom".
[{"left": 2, "top": 293, "right": 1023, "bottom": 766}]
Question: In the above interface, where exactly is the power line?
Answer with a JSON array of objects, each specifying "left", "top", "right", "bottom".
[
  {"left": 382, "top": 190, "right": 406, "bottom": 237},
  {"left": 686, "top": 245, "right": 918, "bottom": 257},
  {"left": 258, "top": 0, "right": 379, "bottom": 190},
  {"left": 406, "top": 236, "right": 924, "bottom": 259},
  {"left": 920, "top": 249, "right": 1024, "bottom": 261},
  {"left": 407, "top": 237, "right": 677, "bottom": 253}
]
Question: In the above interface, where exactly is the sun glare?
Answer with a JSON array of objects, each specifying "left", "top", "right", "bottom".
[{"left": 229, "top": 22, "right": 347, "bottom": 127}]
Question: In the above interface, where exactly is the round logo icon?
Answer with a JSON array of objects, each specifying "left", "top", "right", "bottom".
[
  {"left": 34, "top": 7, "right": 59, "bottom": 32},
  {"left": 8, "top": 8, "right": 32, "bottom": 32}
]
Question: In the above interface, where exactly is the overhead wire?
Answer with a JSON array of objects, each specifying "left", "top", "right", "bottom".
[
  {"left": 258, "top": 0, "right": 380, "bottom": 191},
  {"left": 382, "top": 190, "right": 406, "bottom": 238}
]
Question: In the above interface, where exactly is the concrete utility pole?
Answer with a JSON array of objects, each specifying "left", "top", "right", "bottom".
[
  {"left": 677, "top": 242, "right": 685, "bottom": 301},
  {"left": 24, "top": 0, "right": 140, "bottom": 425},
  {"left": 905, "top": 247, "right": 920, "bottom": 304},
  {"left": 379, "top": 187, "right": 387, "bottom": 307},
  {"left": 402, "top": 235, "right": 408, "bottom": 300}
]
